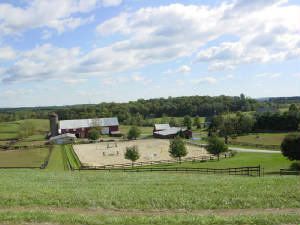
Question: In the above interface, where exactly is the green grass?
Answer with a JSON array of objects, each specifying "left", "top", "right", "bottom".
[
  {"left": 229, "top": 132, "right": 288, "bottom": 146},
  {"left": 119, "top": 125, "right": 154, "bottom": 136},
  {"left": 0, "top": 170, "right": 298, "bottom": 210},
  {"left": 0, "top": 148, "right": 49, "bottom": 167},
  {"left": 23, "top": 134, "right": 46, "bottom": 141},
  {"left": 18, "top": 119, "right": 49, "bottom": 132},
  {"left": 46, "top": 146, "right": 65, "bottom": 171},
  {"left": 0, "top": 121, "right": 20, "bottom": 132},
  {"left": 140, "top": 152, "right": 294, "bottom": 174},
  {"left": 0, "top": 211, "right": 298, "bottom": 225},
  {"left": 0, "top": 132, "right": 19, "bottom": 139},
  {"left": 65, "top": 145, "right": 81, "bottom": 169}
]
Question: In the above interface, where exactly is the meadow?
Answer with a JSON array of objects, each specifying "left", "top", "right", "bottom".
[{"left": 0, "top": 148, "right": 49, "bottom": 167}]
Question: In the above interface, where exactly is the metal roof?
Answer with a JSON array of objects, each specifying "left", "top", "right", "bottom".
[
  {"left": 49, "top": 133, "right": 76, "bottom": 141},
  {"left": 154, "top": 127, "right": 185, "bottom": 136},
  {"left": 154, "top": 124, "right": 170, "bottom": 130},
  {"left": 59, "top": 117, "right": 119, "bottom": 130}
]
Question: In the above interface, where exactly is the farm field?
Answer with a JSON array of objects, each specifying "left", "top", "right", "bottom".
[
  {"left": 119, "top": 125, "right": 154, "bottom": 136},
  {"left": 228, "top": 132, "right": 288, "bottom": 147},
  {"left": 73, "top": 139, "right": 208, "bottom": 167},
  {"left": 0, "top": 170, "right": 298, "bottom": 225},
  {"left": 46, "top": 146, "right": 65, "bottom": 171},
  {"left": 0, "top": 148, "right": 49, "bottom": 167},
  {"left": 140, "top": 152, "right": 294, "bottom": 174}
]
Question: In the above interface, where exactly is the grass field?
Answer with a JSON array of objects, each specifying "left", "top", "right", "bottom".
[
  {"left": 0, "top": 210, "right": 298, "bottom": 225},
  {"left": 119, "top": 125, "right": 154, "bottom": 136},
  {"left": 46, "top": 146, "right": 65, "bottom": 171},
  {"left": 229, "top": 132, "right": 288, "bottom": 146},
  {"left": 140, "top": 152, "right": 294, "bottom": 174},
  {"left": 0, "top": 170, "right": 298, "bottom": 210},
  {"left": 0, "top": 148, "right": 49, "bottom": 167}
]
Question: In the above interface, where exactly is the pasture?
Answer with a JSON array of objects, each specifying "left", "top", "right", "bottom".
[
  {"left": 0, "top": 148, "right": 49, "bottom": 167},
  {"left": 229, "top": 132, "right": 287, "bottom": 147},
  {"left": 73, "top": 139, "right": 208, "bottom": 167},
  {"left": 140, "top": 152, "right": 295, "bottom": 174}
]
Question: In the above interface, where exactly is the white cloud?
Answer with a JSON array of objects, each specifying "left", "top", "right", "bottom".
[
  {"left": 163, "top": 65, "right": 191, "bottom": 75},
  {"left": 0, "top": 0, "right": 99, "bottom": 35},
  {"left": 2, "top": 88, "right": 34, "bottom": 96},
  {"left": 176, "top": 65, "right": 191, "bottom": 75},
  {"left": 226, "top": 74, "right": 234, "bottom": 79},
  {"left": 1, "top": 1, "right": 299, "bottom": 85},
  {"left": 41, "top": 30, "right": 52, "bottom": 40},
  {"left": 190, "top": 77, "right": 217, "bottom": 84},
  {"left": 0, "top": 46, "right": 16, "bottom": 61},
  {"left": 255, "top": 73, "right": 281, "bottom": 78},
  {"left": 102, "top": 0, "right": 122, "bottom": 7}
]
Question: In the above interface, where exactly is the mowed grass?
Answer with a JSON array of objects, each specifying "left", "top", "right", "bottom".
[
  {"left": 0, "top": 132, "right": 19, "bottom": 139},
  {"left": 0, "top": 148, "right": 49, "bottom": 167},
  {"left": 141, "top": 152, "right": 294, "bottom": 174},
  {"left": 0, "top": 170, "right": 298, "bottom": 210},
  {"left": 119, "top": 125, "right": 154, "bottom": 136},
  {"left": 229, "top": 132, "right": 288, "bottom": 146},
  {"left": 0, "top": 211, "right": 299, "bottom": 225},
  {"left": 46, "top": 146, "right": 65, "bottom": 171}
]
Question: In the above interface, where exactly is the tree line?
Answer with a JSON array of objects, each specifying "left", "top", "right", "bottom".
[{"left": 0, "top": 94, "right": 259, "bottom": 123}]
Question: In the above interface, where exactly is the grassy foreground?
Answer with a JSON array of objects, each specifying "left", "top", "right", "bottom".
[
  {"left": 0, "top": 211, "right": 298, "bottom": 225},
  {"left": 0, "top": 170, "right": 298, "bottom": 210},
  {"left": 0, "top": 148, "right": 49, "bottom": 167},
  {"left": 141, "top": 152, "right": 294, "bottom": 174}
]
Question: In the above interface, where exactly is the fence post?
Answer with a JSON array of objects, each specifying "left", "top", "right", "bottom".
[{"left": 258, "top": 165, "right": 261, "bottom": 177}]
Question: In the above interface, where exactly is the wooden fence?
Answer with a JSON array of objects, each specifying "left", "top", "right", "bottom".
[
  {"left": 80, "top": 153, "right": 232, "bottom": 170},
  {"left": 80, "top": 166, "right": 261, "bottom": 177},
  {"left": 280, "top": 169, "right": 300, "bottom": 176}
]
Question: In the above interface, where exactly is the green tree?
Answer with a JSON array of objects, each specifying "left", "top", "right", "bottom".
[
  {"left": 125, "top": 145, "right": 140, "bottom": 167},
  {"left": 18, "top": 121, "right": 36, "bottom": 139},
  {"left": 281, "top": 133, "right": 300, "bottom": 161},
  {"left": 205, "top": 136, "right": 228, "bottom": 161},
  {"left": 169, "top": 137, "right": 187, "bottom": 164},
  {"left": 169, "top": 117, "right": 178, "bottom": 127},
  {"left": 87, "top": 128, "right": 100, "bottom": 140},
  {"left": 193, "top": 115, "right": 201, "bottom": 129},
  {"left": 127, "top": 126, "right": 141, "bottom": 140},
  {"left": 183, "top": 115, "right": 192, "bottom": 130}
]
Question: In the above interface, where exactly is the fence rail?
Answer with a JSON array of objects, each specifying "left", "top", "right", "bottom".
[
  {"left": 80, "top": 165, "right": 261, "bottom": 177},
  {"left": 280, "top": 169, "right": 300, "bottom": 176},
  {"left": 80, "top": 153, "right": 231, "bottom": 170}
]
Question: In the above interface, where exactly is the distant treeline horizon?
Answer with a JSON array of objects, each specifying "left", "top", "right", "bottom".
[{"left": 0, "top": 95, "right": 299, "bottom": 123}]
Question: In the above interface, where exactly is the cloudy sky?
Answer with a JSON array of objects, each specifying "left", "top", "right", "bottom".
[{"left": 0, "top": 0, "right": 299, "bottom": 107}]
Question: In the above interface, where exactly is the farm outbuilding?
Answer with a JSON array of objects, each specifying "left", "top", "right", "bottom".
[
  {"left": 59, "top": 118, "right": 120, "bottom": 138},
  {"left": 153, "top": 124, "right": 192, "bottom": 139},
  {"left": 49, "top": 133, "right": 76, "bottom": 145},
  {"left": 49, "top": 114, "right": 120, "bottom": 138}
]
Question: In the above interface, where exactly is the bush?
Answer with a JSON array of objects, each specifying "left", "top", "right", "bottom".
[
  {"left": 205, "top": 136, "right": 228, "bottom": 161},
  {"left": 169, "top": 137, "right": 187, "bottom": 164},
  {"left": 87, "top": 129, "right": 100, "bottom": 140},
  {"left": 127, "top": 126, "right": 141, "bottom": 140},
  {"left": 281, "top": 133, "right": 300, "bottom": 161},
  {"left": 125, "top": 145, "right": 140, "bottom": 167},
  {"left": 289, "top": 162, "right": 300, "bottom": 171},
  {"left": 230, "top": 150, "right": 238, "bottom": 157}
]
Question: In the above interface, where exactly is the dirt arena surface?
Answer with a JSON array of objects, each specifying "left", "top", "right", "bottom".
[{"left": 73, "top": 139, "right": 209, "bottom": 166}]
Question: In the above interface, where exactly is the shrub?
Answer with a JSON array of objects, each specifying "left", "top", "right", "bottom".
[
  {"left": 281, "top": 133, "right": 300, "bottom": 161},
  {"left": 127, "top": 126, "right": 141, "bottom": 140},
  {"left": 87, "top": 129, "right": 100, "bottom": 140},
  {"left": 125, "top": 145, "right": 140, "bottom": 167},
  {"left": 169, "top": 137, "right": 187, "bottom": 164}
]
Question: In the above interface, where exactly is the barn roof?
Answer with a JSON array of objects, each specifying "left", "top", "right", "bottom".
[
  {"left": 154, "top": 127, "right": 185, "bottom": 136},
  {"left": 59, "top": 117, "right": 119, "bottom": 130},
  {"left": 49, "top": 133, "right": 76, "bottom": 141},
  {"left": 154, "top": 124, "right": 170, "bottom": 130}
]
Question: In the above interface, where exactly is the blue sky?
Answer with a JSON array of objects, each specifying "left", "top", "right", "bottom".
[{"left": 0, "top": 0, "right": 299, "bottom": 107}]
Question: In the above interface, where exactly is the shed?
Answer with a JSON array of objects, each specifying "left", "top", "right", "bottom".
[{"left": 49, "top": 133, "right": 76, "bottom": 145}]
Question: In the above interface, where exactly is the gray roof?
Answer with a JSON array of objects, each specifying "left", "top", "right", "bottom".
[
  {"left": 49, "top": 133, "right": 76, "bottom": 141},
  {"left": 154, "top": 127, "right": 185, "bottom": 136},
  {"left": 154, "top": 124, "right": 170, "bottom": 130},
  {"left": 60, "top": 117, "right": 119, "bottom": 130}
]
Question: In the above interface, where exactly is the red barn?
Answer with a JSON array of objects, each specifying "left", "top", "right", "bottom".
[{"left": 59, "top": 117, "right": 120, "bottom": 138}]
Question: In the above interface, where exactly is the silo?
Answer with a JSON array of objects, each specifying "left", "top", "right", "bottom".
[{"left": 50, "top": 113, "right": 58, "bottom": 137}]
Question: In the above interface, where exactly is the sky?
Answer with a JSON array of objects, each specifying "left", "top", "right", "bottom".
[{"left": 0, "top": 0, "right": 299, "bottom": 107}]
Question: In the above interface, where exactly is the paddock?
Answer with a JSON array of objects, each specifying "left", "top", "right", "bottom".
[{"left": 73, "top": 139, "right": 209, "bottom": 167}]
